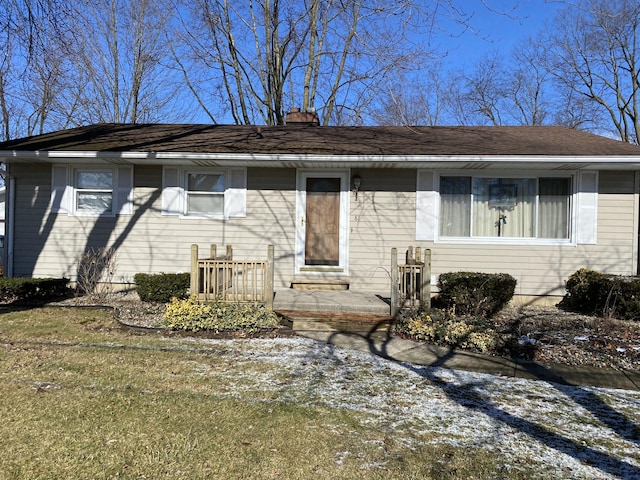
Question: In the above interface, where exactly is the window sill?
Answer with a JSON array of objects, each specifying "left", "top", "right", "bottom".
[
  {"left": 435, "top": 237, "right": 576, "bottom": 247},
  {"left": 71, "top": 211, "right": 116, "bottom": 218}
]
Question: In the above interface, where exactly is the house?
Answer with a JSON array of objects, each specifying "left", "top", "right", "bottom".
[{"left": 1, "top": 115, "right": 640, "bottom": 306}]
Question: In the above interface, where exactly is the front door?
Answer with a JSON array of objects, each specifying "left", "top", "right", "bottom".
[{"left": 296, "top": 171, "right": 349, "bottom": 273}]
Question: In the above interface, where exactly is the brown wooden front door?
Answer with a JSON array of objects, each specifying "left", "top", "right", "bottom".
[{"left": 305, "top": 177, "right": 340, "bottom": 266}]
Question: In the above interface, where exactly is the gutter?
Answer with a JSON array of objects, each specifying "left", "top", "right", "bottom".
[{"left": 2, "top": 150, "right": 640, "bottom": 169}]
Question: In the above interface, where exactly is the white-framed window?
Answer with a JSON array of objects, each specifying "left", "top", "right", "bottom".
[
  {"left": 50, "top": 165, "right": 133, "bottom": 216},
  {"left": 185, "top": 171, "right": 225, "bottom": 217},
  {"left": 162, "top": 167, "right": 246, "bottom": 219},
  {"left": 439, "top": 175, "right": 571, "bottom": 239},
  {"left": 416, "top": 170, "right": 598, "bottom": 245},
  {"left": 75, "top": 170, "right": 114, "bottom": 214}
]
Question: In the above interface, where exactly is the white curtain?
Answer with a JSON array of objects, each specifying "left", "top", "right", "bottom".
[
  {"left": 538, "top": 178, "right": 570, "bottom": 238},
  {"left": 440, "top": 175, "right": 570, "bottom": 239},
  {"left": 439, "top": 177, "right": 471, "bottom": 236}
]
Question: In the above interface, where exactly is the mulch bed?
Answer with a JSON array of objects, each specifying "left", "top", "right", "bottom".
[{"left": 39, "top": 294, "right": 640, "bottom": 371}]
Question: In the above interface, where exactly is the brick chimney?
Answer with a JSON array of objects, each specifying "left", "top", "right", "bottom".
[{"left": 285, "top": 107, "right": 320, "bottom": 126}]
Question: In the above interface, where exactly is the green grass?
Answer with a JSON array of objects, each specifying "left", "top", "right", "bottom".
[{"left": 0, "top": 307, "right": 534, "bottom": 479}]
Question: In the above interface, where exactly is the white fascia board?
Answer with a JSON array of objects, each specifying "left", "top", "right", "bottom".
[{"left": 2, "top": 150, "right": 640, "bottom": 168}]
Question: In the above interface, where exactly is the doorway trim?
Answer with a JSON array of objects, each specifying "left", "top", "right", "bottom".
[{"left": 295, "top": 169, "right": 350, "bottom": 275}]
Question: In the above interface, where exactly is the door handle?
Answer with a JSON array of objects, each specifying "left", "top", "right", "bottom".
[{"left": 301, "top": 216, "right": 305, "bottom": 226}]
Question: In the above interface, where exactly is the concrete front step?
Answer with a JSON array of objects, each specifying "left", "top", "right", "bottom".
[
  {"left": 277, "top": 310, "right": 393, "bottom": 334},
  {"left": 273, "top": 289, "right": 391, "bottom": 315}
]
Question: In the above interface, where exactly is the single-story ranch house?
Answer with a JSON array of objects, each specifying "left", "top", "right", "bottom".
[{"left": 1, "top": 112, "right": 640, "bottom": 306}]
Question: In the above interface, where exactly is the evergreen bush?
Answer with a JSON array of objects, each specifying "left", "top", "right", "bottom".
[
  {"left": 133, "top": 273, "right": 190, "bottom": 303},
  {"left": 563, "top": 268, "right": 640, "bottom": 320},
  {"left": 0, "top": 277, "right": 70, "bottom": 303},
  {"left": 437, "top": 272, "right": 516, "bottom": 318},
  {"left": 162, "top": 296, "right": 279, "bottom": 332},
  {"left": 394, "top": 309, "right": 504, "bottom": 353}
]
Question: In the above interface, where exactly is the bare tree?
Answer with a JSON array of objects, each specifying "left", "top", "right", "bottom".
[
  {"left": 172, "top": 0, "right": 433, "bottom": 126},
  {"left": 509, "top": 38, "right": 551, "bottom": 126},
  {"left": 453, "top": 53, "right": 509, "bottom": 126},
  {"left": 0, "top": 0, "right": 19, "bottom": 141},
  {"left": 66, "top": 0, "right": 182, "bottom": 124},
  {"left": 546, "top": 0, "right": 640, "bottom": 142},
  {"left": 371, "top": 67, "right": 449, "bottom": 126},
  {"left": 0, "top": 0, "right": 71, "bottom": 139}
]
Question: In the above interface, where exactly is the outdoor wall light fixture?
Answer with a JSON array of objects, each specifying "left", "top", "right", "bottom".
[{"left": 352, "top": 175, "right": 362, "bottom": 200}]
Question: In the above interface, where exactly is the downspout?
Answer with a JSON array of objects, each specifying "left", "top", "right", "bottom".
[
  {"left": 1, "top": 167, "right": 15, "bottom": 278},
  {"left": 6, "top": 174, "right": 13, "bottom": 277},
  {"left": 636, "top": 171, "right": 640, "bottom": 275},
  {"left": 632, "top": 171, "right": 640, "bottom": 275}
]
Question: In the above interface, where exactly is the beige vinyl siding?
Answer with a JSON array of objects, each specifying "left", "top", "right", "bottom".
[
  {"left": 347, "top": 169, "right": 416, "bottom": 292},
  {"left": 12, "top": 164, "right": 59, "bottom": 277},
  {"left": 422, "top": 170, "right": 639, "bottom": 298},
  {"left": 11, "top": 165, "right": 298, "bottom": 288},
  {"left": 9, "top": 163, "right": 639, "bottom": 301},
  {"left": 591, "top": 171, "right": 637, "bottom": 274}
]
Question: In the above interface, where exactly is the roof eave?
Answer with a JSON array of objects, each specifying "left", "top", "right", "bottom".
[{"left": 1, "top": 150, "right": 640, "bottom": 170}]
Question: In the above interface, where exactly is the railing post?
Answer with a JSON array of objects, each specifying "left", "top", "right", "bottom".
[
  {"left": 421, "top": 249, "right": 432, "bottom": 312},
  {"left": 210, "top": 244, "right": 217, "bottom": 259},
  {"left": 190, "top": 244, "right": 199, "bottom": 297},
  {"left": 226, "top": 245, "right": 233, "bottom": 260},
  {"left": 265, "top": 245, "right": 274, "bottom": 310},
  {"left": 390, "top": 247, "right": 399, "bottom": 318}
]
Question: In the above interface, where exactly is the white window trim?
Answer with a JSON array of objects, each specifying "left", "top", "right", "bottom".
[
  {"left": 50, "top": 165, "right": 133, "bottom": 217},
  {"left": 74, "top": 168, "right": 115, "bottom": 216},
  {"left": 184, "top": 169, "right": 226, "bottom": 219},
  {"left": 417, "top": 169, "right": 596, "bottom": 246},
  {"left": 161, "top": 166, "right": 247, "bottom": 220}
]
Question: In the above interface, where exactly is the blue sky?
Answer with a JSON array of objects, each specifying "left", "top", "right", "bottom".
[{"left": 434, "top": 0, "right": 564, "bottom": 70}]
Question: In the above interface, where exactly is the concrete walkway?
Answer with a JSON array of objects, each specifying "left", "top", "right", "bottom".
[
  {"left": 273, "top": 289, "right": 640, "bottom": 391},
  {"left": 295, "top": 329, "right": 640, "bottom": 391}
]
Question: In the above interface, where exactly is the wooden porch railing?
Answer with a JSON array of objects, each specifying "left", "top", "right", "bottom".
[
  {"left": 390, "top": 246, "right": 431, "bottom": 317},
  {"left": 190, "top": 244, "right": 274, "bottom": 310}
]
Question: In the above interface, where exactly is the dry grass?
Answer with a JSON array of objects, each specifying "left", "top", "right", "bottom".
[{"left": 0, "top": 306, "right": 534, "bottom": 480}]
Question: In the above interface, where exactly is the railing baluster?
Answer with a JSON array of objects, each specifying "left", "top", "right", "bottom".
[
  {"left": 393, "top": 247, "right": 430, "bottom": 311},
  {"left": 193, "top": 245, "right": 274, "bottom": 308}
]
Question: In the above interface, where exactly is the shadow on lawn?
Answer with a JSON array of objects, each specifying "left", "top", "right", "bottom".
[{"left": 326, "top": 324, "right": 640, "bottom": 480}]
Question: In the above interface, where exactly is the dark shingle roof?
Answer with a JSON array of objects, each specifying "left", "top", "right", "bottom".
[{"left": 1, "top": 123, "right": 639, "bottom": 157}]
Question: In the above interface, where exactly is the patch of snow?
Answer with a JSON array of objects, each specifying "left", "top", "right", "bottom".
[
  {"left": 573, "top": 335, "right": 590, "bottom": 341},
  {"left": 168, "top": 336, "right": 640, "bottom": 479},
  {"left": 518, "top": 335, "right": 536, "bottom": 345}
]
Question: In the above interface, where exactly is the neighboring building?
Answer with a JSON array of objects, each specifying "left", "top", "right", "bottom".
[{"left": 1, "top": 118, "right": 639, "bottom": 303}]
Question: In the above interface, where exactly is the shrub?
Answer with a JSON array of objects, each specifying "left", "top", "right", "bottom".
[
  {"left": 162, "top": 296, "right": 280, "bottom": 333},
  {"left": 76, "top": 247, "right": 117, "bottom": 302},
  {"left": 563, "top": 268, "right": 640, "bottom": 320},
  {"left": 134, "top": 273, "right": 190, "bottom": 303},
  {"left": 0, "top": 277, "right": 70, "bottom": 303},
  {"left": 437, "top": 272, "right": 517, "bottom": 318},
  {"left": 394, "top": 309, "right": 504, "bottom": 353}
]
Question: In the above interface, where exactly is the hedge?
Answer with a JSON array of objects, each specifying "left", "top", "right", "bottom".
[
  {"left": 563, "top": 268, "right": 640, "bottom": 320},
  {"left": 133, "top": 273, "right": 190, "bottom": 303},
  {"left": 436, "top": 272, "right": 517, "bottom": 318},
  {"left": 0, "top": 277, "right": 70, "bottom": 303}
]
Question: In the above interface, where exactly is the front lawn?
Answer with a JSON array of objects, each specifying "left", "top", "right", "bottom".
[
  {"left": 1, "top": 306, "right": 638, "bottom": 479},
  {"left": 0, "top": 306, "right": 523, "bottom": 479}
]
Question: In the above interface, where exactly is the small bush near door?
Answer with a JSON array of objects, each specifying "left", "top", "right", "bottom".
[
  {"left": 134, "top": 273, "right": 190, "bottom": 303},
  {"left": 563, "top": 268, "right": 640, "bottom": 320},
  {"left": 436, "top": 272, "right": 517, "bottom": 318},
  {"left": 162, "top": 296, "right": 279, "bottom": 332}
]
